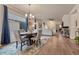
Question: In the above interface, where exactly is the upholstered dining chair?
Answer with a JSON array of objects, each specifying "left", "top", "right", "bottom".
[
  {"left": 31, "top": 29, "right": 42, "bottom": 47},
  {"left": 14, "top": 30, "right": 29, "bottom": 51}
]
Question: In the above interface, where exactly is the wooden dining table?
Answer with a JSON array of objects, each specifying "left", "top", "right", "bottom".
[{"left": 20, "top": 31, "right": 37, "bottom": 45}]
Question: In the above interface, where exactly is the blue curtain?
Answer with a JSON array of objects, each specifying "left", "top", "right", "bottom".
[{"left": 1, "top": 5, "right": 10, "bottom": 44}]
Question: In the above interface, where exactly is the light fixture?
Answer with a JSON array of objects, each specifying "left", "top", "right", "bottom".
[
  {"left": 29, "top": 13, "right": 32, "bottom": 17},
  {"left": 59, "top": 25, "right": 62, "bottom": 28},
  {"left": 32, "top": 15, "right": 34, "bottom": 18},
  {"left": 25, "top": 14, "right": 27, "bottom": 17},
  {"left": 25, "top": 4, "right": 35, "bottom": 19}
]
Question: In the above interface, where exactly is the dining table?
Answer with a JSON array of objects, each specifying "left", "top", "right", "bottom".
[{"left": 20, "top": 31, "right": 37, "bottom": 45}]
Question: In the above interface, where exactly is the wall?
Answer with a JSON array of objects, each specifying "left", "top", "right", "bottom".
[
  {"left": 62, "top": 15, "right": 71, "bottom": 26},
  {"left": 0, "top": 5, "right": 3, "bottom": 43},
  {"left": 42, "top": 19, "right": 56, "bottom": 35},
  {"left": 62, "top": 5, "right": 79, "bottom": 39},
  {"left": 47, "top": 20, "right": 56, "bottom": 34},
  {"left": 69, "top": 13, "right": 79, "bottom": 39},
  {"left": 69, "top": 5, "right": 79, "bottom": 39},
  {"left": 8, "top": 9, "right": 25, "bottom": 22},
  {"left": 70, "top": 14, "right": 76, "bottom": 39}
]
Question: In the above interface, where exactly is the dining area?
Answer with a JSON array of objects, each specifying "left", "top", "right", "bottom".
[
  {"left": 0, "top": 18, "right": 43, "bottom": 55},
  {"left": 0, "top": 4, "right": 45, "bottom": 55},
  {"left": 14, "top": 28, "right": 42, "bottom": 51}
]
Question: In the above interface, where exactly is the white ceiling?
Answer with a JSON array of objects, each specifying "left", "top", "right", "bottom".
[{"left": 8, "top": 4, "right": 75, "bottom": 20}]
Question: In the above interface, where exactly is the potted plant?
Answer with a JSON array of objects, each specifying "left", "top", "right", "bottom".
[{"left": 74, "top": 36, "right": 79, "bottom": 44}]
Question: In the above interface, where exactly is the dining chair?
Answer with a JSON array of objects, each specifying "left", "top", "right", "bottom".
[
  {"left": 14, "top": 30, "right": 29, "bottom": 51},
  {"left": 31, "top": 29, "right": 42, "bottom": 47}
]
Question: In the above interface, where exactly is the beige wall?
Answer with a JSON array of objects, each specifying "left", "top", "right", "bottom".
[
  {"left": 0, "top": 5, "right": 3, "bottom": 43},
  {"left": 62, "top": 15, "right": 71, "bottom": 26}
]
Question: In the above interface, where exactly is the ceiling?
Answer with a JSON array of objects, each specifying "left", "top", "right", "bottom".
[{"left": 8, "top": 4, "right": 75, "bottom": 21}]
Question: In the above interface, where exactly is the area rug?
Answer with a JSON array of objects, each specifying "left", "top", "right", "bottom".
[
  {"left": 0, "top": 44, "right": 2, "bottom": 47},
  {"left": 0, "top": 36, "right": 50, "bottom": 55},
  {"left": 0, "top": 43, "right": 17, "bottom": 55}
]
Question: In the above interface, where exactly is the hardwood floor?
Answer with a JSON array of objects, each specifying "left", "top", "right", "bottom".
[
  {"left": 3, "top": 33, "right": 78, "bottom": 55},
  {"left": 36, "top": 33, "right": 79, "bottom": 55},
  {"left": 1, "top": 33, "right": 79, "bottom": 55}
]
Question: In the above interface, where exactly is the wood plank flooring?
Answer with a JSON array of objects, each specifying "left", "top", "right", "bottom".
[{"left": 37, "top": 33, "right": 79, "bottom": 55}]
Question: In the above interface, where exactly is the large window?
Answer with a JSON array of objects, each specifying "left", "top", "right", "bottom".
[
  {"left": 8, "top": 10, "right": 26, "bottom": 42},
  {"left": 8, "top": 19, "right": 20, "bottom": 42}
]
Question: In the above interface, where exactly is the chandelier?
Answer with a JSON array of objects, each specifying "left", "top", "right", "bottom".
[{"left": 25, "top": 4, "right": 34, "bottom": 19}]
